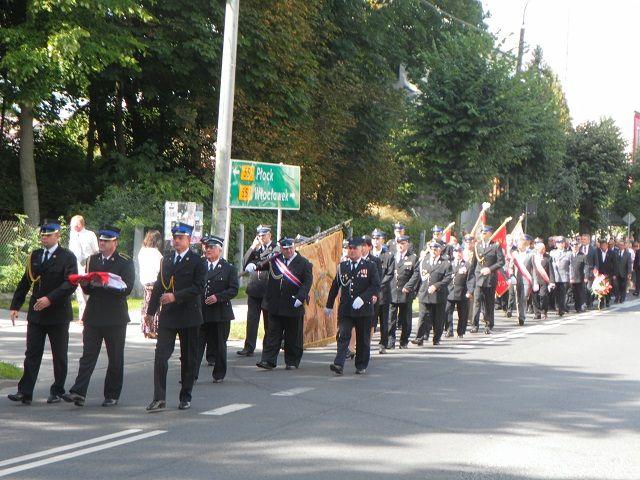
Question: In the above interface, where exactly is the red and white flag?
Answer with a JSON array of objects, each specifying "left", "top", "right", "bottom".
[{"left": 69, "top": 272, "right": 128, "bottom": 290}]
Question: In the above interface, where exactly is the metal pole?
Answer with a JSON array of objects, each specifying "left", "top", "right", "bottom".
[
  {"left": 277, "top": 208, "right": 282, "bottom": 240},
  {"left": 236, "top": 223, "right": 244, "bottom": 285},
  {"left": 211, "top": 0, "right": 240, "bottom": 260},
  {"left": 516, "top": 0, "right": 532, "bottom": 73}
]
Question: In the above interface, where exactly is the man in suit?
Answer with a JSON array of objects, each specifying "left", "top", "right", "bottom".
[
  {"left": 145, "top": 222, "right": 206, "bottom": 412},
  {"left": 361, "top": 235, "right": 383, "bottom": 346},
  {"left": 431, "top": 225, "right": 452, "bottom": 260},
  {"left": 326, "top": 237, "right": 381, "bottom": 375},
  {"left": 8, "top": 220, "right": 78, "bottom": 405},
  {"left": 569, "top": 240, "right": 589, "bottom": 312},
  {"left": 237, "top": 225, "right": 275, "bottom": 357},
  {"left": 413, "top": 242, "right": 452, "bottom": 345},
  {"left": 550, "top": 237, "right": 571, "bottom": 316},
  {"left": 580, "top": 234, "right": 598, "bottom": 309},
  {"left": 371, "top": 229, "right": 395, "bottom": 354},
  {"left": 595, "top": 238, "right": 617, "bottom": 308},
  {"left": 386, "top": 223, "right": 413, "bottom": 256},
  {"left": 247, "top": 238, "right": 313, "bottom": 370},
  {"left": 511, "top": 235, "right": 533, "bottom": 326},
  {"left": 468, "top": 226, "right": 505, "bottom": 334},
  {"left": 389, "top": 235, "right": 420, "bottom": 348},
  {"left": 614, "top": 238, "right": 632, "bottom": 303},
  {"left": 196, "top": 235, "right": 238, "bottom": 383},
  {"left": 531, "top": 238, "right": 555, "bottom": 319},
  {"left": 63, "top": 226, "right": 135, "bottom": 407},
  {"left": 445, "top": 245, "right": 471, "bottom": 337},
  {"left": 633, "top": 241, "right": 640, "bottom": 296}
]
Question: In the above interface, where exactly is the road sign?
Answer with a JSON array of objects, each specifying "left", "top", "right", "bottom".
[
  {"left": 623, "top": 212, "right": 636, "bottom": 225},
  {"left": 229, "top": 160, "right": 300, "bottom": 210}
]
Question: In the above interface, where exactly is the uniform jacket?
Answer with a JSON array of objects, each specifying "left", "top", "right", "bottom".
[
  {"left": 243, "top": 241, "right": 277, "bottom": 298},
  {"left": 569, "top": 252, "right": 589, "bottom": 284},
  {"left": 447, "top": 258, "right": 471, "bottom": 301},
  {"left": 257, "top": 253, "right": 313, "bottom": 317},
  {"left": 468, "top": 241, "right": 505, "bottom": 289},
  {"left": 390, "top": 252, "right": 420, "bottom": 304},
  {"left": 81, "top": 251, "right": 135, "bottom": 326},
  {"left": 372, "top": 250, "right": 395, "bottom": 305},
  {"left": 202, "top": 257, "right": 239, "bottom": 323},
  {"left": 550, "top": 249, "right": 571, "bottom": 283},
  {"left": 11, "top": 246, "right": 78, "bottom": 325},
  {"left": 595, "top": 249, "right": 618, "bottom": 277},
  {"left": 147, "top": 249, "right": 206, "bottom": 329},
  {"left": 416, "top": 255, "right": 452, "bottom": 304},
  {"left": 510, "top": 250, "right": 533, "bottom": 287},
  {"left": 326, "top": 258, "right": 381, "bottom": 318}
]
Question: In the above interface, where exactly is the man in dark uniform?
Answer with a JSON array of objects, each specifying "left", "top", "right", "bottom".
[
  {"left": 371, "top": 229, "right": 395, "bottom": 354},
  {"left": 196, "top": 235, "right": 238, "bottom": 383},
  {"left": 579, "top": 234, "right": 598, "bottom": 309},
  {"left": 445, "top": 245, "right": 471, "bottom": 338},
  {"left": 412, "top": 242, "right": 452, "bottom": 345},
  {"left": 247, "top": 238, "right": 313, "bottom": 370},
  {"left": 145, "top": 222, "right": 206, "bottom": 411},
  {"left": 388, "top": 235, "right": 420, "bottom": 348},
  {"left": 431, "top": 225, "right": 452, "bottom": 260},
  {"left": 63, "top": 226, "right": 135, "bottom": 407},
  {"left": 386, "top": 223, "right": 412, "bottom": 256},
  {"left": 468, "top": 225, "right": 505, "bottom": 334},
  {"left": 8, "top": 220, "right": 78, "bottom": 405},
  {"left": 326, "top": 237, "right": 381, "bottom": 375},
  {"left": 595, "top": 238, "right": 618, "bottom": 308},
  {"left": 361, "top": 235, "right": 383, "bottom": 343},
  {"left": 238, "top": 225, "right": 275, "bottom": 356}
]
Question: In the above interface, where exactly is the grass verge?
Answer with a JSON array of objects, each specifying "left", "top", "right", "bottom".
[{"left": 0, "top": 361, "right": 22, "bottom": 380}]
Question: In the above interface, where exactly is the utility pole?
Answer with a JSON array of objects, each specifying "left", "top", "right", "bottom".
[
  {"left": 211, "top": 0, "right": 240, "bottom": 259},
  {"left": 516, "top": 0, "right": 532, "bottom": 73}
]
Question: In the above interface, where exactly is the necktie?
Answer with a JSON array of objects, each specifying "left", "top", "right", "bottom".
[
  {"left": 351, "top": 261, "right": 356, "bottom": 271},
  {"left": 175, "top": 254, "right": 182, "bottom": 265},
  {"left": 43, "top": 250, "right": 50, "bottom": 263},
  {"left": 209, "top": 262, "right": 214, "bottom": 272}
]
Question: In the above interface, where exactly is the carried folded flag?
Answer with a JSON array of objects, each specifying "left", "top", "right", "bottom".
[{"left": 68, "top": 272, "right": 128, "bottom": 290}]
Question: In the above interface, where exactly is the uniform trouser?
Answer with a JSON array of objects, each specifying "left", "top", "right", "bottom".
[
  {"left": 260, "top": 314, "right": 303, "bottom": 367},
  {"left": 445, "top": 299, "right": 468, "bottom": 336},
  {"left": 243, "top": 295, "right": 268, "bottom": 353},
  {"left": 389, "top": 302, "right": 412, "bottom": 346},
  {"left": 571, "top": 283, "right": 586, "bottom": 311},
  {"left": 585, "top": 278, "right": 594, "bottom": 308},
  {"left": 515, "top": 282, "right": 529, "bottom": 323},
  {"left": 376, "top": 303, "right": 390, "bottom": 346},
  {"left": 153, "top": 326, "right": 198, "bottom": 402},
  {"left": 635, "top": 269, "right": 640, "bottom": 294},
  {"left": 70, "top": 324, "right": 127, "bottom": 399},
  {"left": 76, "top": 263, "right": 88, "bottom": 320},
  {"left": 197, "top": 321, "right": 231, "bottom": 380},
  {"left": 418, "top": 302, "right": 446, "bottom": 343},
  {"left": 18, "top": 323, "right": 69, "bottom": 399},
  {"left": 616, "top": 276, "right": 628, "bottom": 302},
  {"left": 334, "top": 315, "right": 371, "bottom": 370},
  {"left": 555, "top": 282, "right": 568, "bottom": 314},
  {"left": 473, "top": 286, "right": 496, "bottom": 329},
  {"left": 533, "top": 288, "right": 549, "bottom": 316},
  {"left": 506, "top": 285, "right": 516, "bottom": 313}
]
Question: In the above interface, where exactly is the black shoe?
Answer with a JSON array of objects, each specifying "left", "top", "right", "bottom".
[
  {"left": 433, "top": 340, "right": 441, "bottom": 345},
  {"left": 379, "top": 346, "right": 386, "bottom": 354},
  {"left": 534, "top": 314, "right": 541, "bottom": 319},
  {"left": 47, "top": 394, "right": 62, "bottom": 404},
  {"left": 410, "top": 338, "right": 422, "bottom": 345},
  {"left": 518, "top": 319, "right": 524, "bottom": 326},
  {"left": 212, "top": 378, "right": 224, "bottom": 383},
  {"left": 470, "top": 327, "right": 479, "bottom": 333},
  {"left": 484, "top": 327, "right": 491, "bottom": 334},
  {"left": 457, "top": 334, "right": 464, "bottom": 338},
  {"left": 329, "top": 363, "right": 343, "bottom": 375},
  {"left": 102, "top": 398, "right": 118, "bottom": 407},
  {"left": 445, "top": 331, "right": 454, "bottom": 338},
  {"left": 207, "top": 361, "right": 215, "bottom": 366},
  {"left": 346, "top": 350, "right": 355, "bottom": 360},
  {"left": 146, "top": 400, "right": 166, "bottom": 412},
  {"left": 355, "top": 369, "right": 366, "bottom": 375},
  {"left": 399, "top": 343, "right": 408, "bottom": 349},
  {"left": 285, "top": 364, "right": 298, "bottom": 370},
  {"left": 62, "top": 392, "right": 85, "bottom": 406},
  {"left": 8, "top": 392, "right": 31, "bottom": 405},
  {"left": 178, "top": 400, "right": 191, "bottom": 410},
  {"left": 506, "top": 311, "right": 512, "bottom": 318},
  {"left": 236, "top": 349, "right": 254, "bottom": 357},
  {"left": 256, "top": 361, "right": 275, "bottom": 370}
]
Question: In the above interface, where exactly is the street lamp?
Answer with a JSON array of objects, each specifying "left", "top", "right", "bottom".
[{"left": 516, "top": 0, "right": 532, "bottom": 73}]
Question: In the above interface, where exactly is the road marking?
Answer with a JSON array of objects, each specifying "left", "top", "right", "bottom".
[
  {"left": 272, "top": 387, "right": 314, "bottom": 396},
  {"left": 0, "top": 430, "right": 166, "bottom": 478},
  {"left": 201, "top": 403, "right": 253, "bottom": 416},
  {"left": 0, "top": 429, "right": 142, "bottom": 468}
]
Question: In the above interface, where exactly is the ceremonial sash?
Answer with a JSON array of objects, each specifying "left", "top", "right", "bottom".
[
  {"left": 273, "top": 256, "right": 302, "bottom": 287},
  {"left": 513, "top": 253, "right": 532, "bottom": 286},
  {"left": 533, "top": 255, "right": 550, "bottom": 284}
]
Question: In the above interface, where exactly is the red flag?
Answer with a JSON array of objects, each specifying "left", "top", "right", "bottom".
[
  {"left": 492, "top": 223, "right": 507, "bottom": 255},
  {"left": 444, "top": 230, "right": 451, "bottom": 243},
  {"left": 495, "top": 269, "right": 509, "bottom": 297},
  {"left": 480, "top": 211, "right": 486, "bottom": 228}
]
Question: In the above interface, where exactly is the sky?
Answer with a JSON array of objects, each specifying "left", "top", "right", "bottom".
[{"left": 481, "top": 0, "right": 640, "bottom": 150}]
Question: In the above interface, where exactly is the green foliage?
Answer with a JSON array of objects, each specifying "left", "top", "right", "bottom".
[
  {"left": 0, "top": 361, "right": 22, "bottom": 380},
  {"left": 0, "top": 214, "right": 41, "bottom": 292}
]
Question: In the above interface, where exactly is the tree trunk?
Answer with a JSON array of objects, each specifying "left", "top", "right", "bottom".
[
  {"left": 86, "top": 102, "right": 96, "bottom": 172},
  {"left": 114, "top": 80, "right": 126, "bottom": 155},
  {"left": 18, "top": 102, "right": 40, "bottom": 225}
]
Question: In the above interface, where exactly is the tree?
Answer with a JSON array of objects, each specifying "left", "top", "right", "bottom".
[{"left": 568, "top": 119, "right": 627, "bottom": 233}]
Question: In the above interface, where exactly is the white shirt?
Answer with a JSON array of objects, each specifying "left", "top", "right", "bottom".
[
  {"left": 207, "top": 259, "right": 220, "bottom": 271},
  {"left": 138, "top": 247, "right": 163, "bottom": 285},
  {"left": 283, "top": 253, "right": 297, "bottom": 266},
  {"left": 68, "top": 228, "right": 99, "bottom": 266},
  {"left": 42, "top": 244, "right": 59, "bottom": 262}
]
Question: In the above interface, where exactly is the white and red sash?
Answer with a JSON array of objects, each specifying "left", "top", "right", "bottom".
[
  {"left": 533, "top": 254, "right": 550, "bottom": 284},
  {"left": 513, "top": 252, "right": 532, "bottom": 286},
  {"left": 273, "top": 256, "right": 302, "bottom": 287}
]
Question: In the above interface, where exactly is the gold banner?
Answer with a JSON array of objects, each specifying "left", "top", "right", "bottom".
[{"left": 299, "top": 230, "right": 343, "bottom": 347}]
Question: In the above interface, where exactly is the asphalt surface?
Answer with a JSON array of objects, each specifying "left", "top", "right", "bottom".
[{"left": 1, "top": 299, "right": 639, "bottom": 479}]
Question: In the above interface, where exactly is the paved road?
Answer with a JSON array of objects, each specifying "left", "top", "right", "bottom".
[{"left": 1, "top": 300, "right": 639, "bottom": 479}]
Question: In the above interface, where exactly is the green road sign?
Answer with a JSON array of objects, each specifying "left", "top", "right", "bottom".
[{"left": 229, "top": 159, "right": 301, "bottom": 210}]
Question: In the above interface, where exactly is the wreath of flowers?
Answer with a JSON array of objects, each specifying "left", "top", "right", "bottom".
[{"left": 591, "top": 273, "right": 612, "bottom": 302}]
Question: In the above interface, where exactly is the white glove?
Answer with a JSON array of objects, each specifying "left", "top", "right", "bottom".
[
  {"left": 509, "top": 276, "right": 517, "bottom": 285},
  {"left": 293, "top": 299, "right": 302, "bottom": 308},
  {"left": 549, "top": 283, "right": 555, "bottom": 290},
  {"left": 245, "top": 263, "right": 257, "bottom": 273},
  {"left": 352, "top": 297, "right": 364, "bottom": 310},
  {"left": 533, "top": 285, "right": 539, "bottom": 292},
  {"left": 324, "top": 307, "right": 333, "bottom": 317}
]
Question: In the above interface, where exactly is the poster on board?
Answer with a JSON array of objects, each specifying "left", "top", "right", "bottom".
[{"left": 164, "top": 201, "right": 204, "bottom": 244}]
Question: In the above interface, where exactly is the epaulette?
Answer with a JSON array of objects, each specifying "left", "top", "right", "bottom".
[{"left": 119, "top": 252, "right": 131, "bottom": 260}]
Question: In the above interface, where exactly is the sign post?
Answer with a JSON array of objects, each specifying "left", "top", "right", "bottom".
[{"left": 623, "top": 212, "right": 636, "bottom": 239}]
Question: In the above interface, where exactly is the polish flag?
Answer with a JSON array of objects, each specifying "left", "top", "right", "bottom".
[
  {"left": 69, "top": 272, "right": 128, "bottom": 290},
  {"left": 492, "top": 223, "right": 508, "bottom": 256}
]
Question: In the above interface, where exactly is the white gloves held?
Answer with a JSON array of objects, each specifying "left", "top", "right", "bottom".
[
  {"left": 352, "top": 297, "right": 364, "bottom": 310},
  {"left": 245, "top": 263, "right": 257, "bottom": 273},
  {"left": 293, "top": 299, "right": 303, "bottom": 308}
]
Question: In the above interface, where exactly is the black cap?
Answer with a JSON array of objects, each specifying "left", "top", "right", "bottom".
[{"left": 347, "top": 237, "right": 364, "bottom": 247}]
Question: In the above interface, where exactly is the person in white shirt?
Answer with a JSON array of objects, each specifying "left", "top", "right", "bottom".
[
  {"left": 68, "top": 215, "right": 99, "bottom": 320},
  {"left": 138, "top": 229, "right": 164, "bottom": 338}
]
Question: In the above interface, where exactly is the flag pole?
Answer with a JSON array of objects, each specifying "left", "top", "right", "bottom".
[
  {"left": 509, "top": 213, "right": 525, "bottom": 236},
  {"left": 470, "top": 202, "right": 491, "bottom": 238},
  {"left": 443, "top": 221, "right": 455, "bottom": 234}
]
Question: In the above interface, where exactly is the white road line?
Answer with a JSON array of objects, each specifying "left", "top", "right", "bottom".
[
  {"left": 200, "top": 403, "right": 253, "bottom": 416},
  {"left": 272, "top": 387, "right": 314, "bottom": 397},
  {"left": 0, "top": 429, "right": 142, "bottom": 468},
  {"left": 0, "top": 430, "right": 166, "bottom": 478}
]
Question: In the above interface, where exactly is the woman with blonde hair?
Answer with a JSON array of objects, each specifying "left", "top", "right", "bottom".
[{"left": 138, "top": 229, "right": 164, "bottom": 338}]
